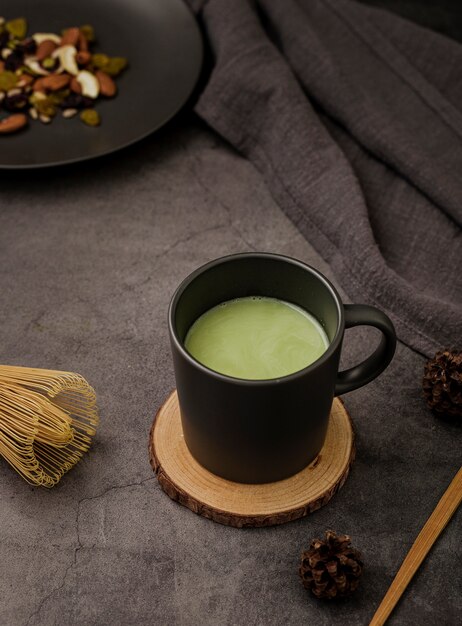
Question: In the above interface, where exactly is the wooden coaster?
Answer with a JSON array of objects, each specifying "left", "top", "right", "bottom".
[{"left": 149, "top": 391, "right": 355, "bottom": 528}]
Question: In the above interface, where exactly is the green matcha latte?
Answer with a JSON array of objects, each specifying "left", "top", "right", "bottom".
[{"left": 185, "top": 296, "right": 329, "bottom": 380}]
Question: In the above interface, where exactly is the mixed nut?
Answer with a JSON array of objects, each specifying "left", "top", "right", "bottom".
[{"left": 0, "top": 17, "right": 128, "bottom": 133}]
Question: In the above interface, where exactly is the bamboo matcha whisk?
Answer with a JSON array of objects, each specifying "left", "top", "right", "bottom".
[{"left": 0, "top": 365, "right": 98, "bottom": 487}]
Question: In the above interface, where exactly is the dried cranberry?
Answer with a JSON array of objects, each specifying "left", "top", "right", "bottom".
[
  {"left": 4, "top": 51, "right": 24, "bottom": 72},
  {"left": 16, "top": 38, "right": 37, "bottom": 55},
  {"left": 0, "top": 32, "right": 10, "bottom": 48},
  {"left": 59, "top": 93, "right": 94, "bottom": 110},
  {"left": 3, "top": 93, "right": 29, "bottom": 112}
]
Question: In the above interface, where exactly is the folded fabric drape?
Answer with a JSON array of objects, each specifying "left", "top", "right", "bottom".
[{"left": 187, "top": 0, "right": 462, "bottom": 356}]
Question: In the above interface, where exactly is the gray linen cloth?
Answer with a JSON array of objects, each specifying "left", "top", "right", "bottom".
[{"left": 187, "top": 0, "right": 462, "bottom": 356}]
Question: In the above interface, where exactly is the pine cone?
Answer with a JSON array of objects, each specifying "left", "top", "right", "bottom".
[
  {"left": 423, "top": 350, "right": 462, "bottom": 424},
  {"left": 299, "top": 530, "right": 363, "bottom": 600}
]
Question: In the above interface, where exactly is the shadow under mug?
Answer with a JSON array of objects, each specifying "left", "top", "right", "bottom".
[{"left": 169, "top": 253, "right": 396, "bottom": 484}]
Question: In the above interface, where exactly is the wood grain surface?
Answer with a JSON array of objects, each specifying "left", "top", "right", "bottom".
[{"left": 149, "top": 390, "right": 355, "bottom": 528}]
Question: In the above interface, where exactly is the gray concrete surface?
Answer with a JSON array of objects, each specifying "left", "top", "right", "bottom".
[{"left": 0, "top": 116, "right": 460, "bottom": 626}]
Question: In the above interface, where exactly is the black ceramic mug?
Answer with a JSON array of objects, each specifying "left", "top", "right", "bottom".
[{"left": 169, "top": 253, "right": 396, "bottom": 484}]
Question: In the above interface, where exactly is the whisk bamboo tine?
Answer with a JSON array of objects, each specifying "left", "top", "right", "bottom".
[{"left": 0, "top": 365, "right": 99, "bottom": 487}]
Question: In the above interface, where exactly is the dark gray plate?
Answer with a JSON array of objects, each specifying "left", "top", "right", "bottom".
[{"left": 0, "top": 0, "right": 202, "bottom": 168}]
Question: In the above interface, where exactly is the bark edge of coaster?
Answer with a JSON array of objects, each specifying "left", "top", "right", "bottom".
[{"left": 149, "top": 390, "right": 355, "bottom": 528}]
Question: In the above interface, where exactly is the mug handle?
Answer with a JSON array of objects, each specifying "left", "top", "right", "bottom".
[{"left": 335, "top": 304, "right": 396, "bottom": 396}]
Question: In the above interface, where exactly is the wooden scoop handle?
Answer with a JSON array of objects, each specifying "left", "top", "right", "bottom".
[{"left": 369, "top": 465, "right": 462, "bottom": 626}]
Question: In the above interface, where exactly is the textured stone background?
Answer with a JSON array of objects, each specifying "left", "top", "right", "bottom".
[{"left": 0, "top": 2, "right": 461, "bottom": 625}]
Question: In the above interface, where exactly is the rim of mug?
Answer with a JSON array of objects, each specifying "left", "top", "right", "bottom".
[{"left": 168, "top": 252, "right": 345, "bottom": 385}]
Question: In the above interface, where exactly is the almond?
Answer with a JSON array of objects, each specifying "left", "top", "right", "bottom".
[
  {"left": 76, "top": 51, "right": 91, "bottom": 66},
  {"left": 41, "top": 74, "right": 71, "bottom": 91},
  {"left": 61, "top": 27, "right": 80, "bottom": 47},
  {"left": 70, "top": 77, "right": 82, "bottom": 94},
  {"left": 95, "top": 70, "right": 116, "bottom": 97},
  {"left": 0, "top": 113, "right": 28, "bottom": 134},
  {"left": 36, "top": 39, "right": 57, "bottom": 61},
  {"left": 78, "top": 32, "right": 88, "bottom": 52},
  {"left": 33, "top": 77, "right": 46, "bottom": 93}
]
